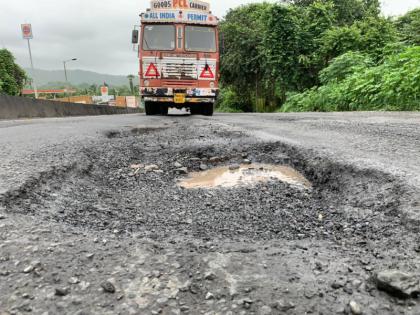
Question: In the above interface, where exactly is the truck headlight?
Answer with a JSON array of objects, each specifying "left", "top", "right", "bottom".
[
  {"left": 144, "top": 80, "right": 150, "bottom": 87},
  {"left": 210, "top": 82, "right": 215, "bottom": 88}
]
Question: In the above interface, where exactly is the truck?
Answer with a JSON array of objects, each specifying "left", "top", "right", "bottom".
[{"left": 132, "top": 0, "right": 219, "bottom": 116}]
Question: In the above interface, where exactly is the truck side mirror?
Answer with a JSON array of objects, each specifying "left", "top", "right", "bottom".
[{"left": 132, "top": 30, "right": 139, "bottom": 44}]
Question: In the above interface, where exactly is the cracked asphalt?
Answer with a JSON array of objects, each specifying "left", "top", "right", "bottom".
[{"left": 0, "top": 112, "right": 419, "bottom": 315}]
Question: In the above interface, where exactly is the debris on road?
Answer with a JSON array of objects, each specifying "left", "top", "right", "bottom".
[
  {"left": 173, "top": 162, "right": 183, "bottom": 168},
  {"left": 145, "top": 164, "right": 159, "bottom": 172},
  {"left": 130, "top": 164, "right": 143, "bottom": 169},
  {"left": 349, "top": 300, "right": 363, "bottom": 315},
  {"left": 175, "top": 167, "right": 188, "bottom": 174},
  {"left": 55, "top": 287, "right": 70, "bottom": 296},
  {"left": 374, "top": 270, "right": 420, "bottom": 298},
  {"left": 229, "top": 163, "right": 240, "bottom": 170},
  {"left": 100, "top": 281, "right": 116, "bottom": 293},
  {"left": 199, "top": 164, "right": 208, "bottom": 171}
]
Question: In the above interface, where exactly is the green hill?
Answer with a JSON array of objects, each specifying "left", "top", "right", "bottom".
[{"left": 26, "top": 68, "right": 138, "bottom": 87}]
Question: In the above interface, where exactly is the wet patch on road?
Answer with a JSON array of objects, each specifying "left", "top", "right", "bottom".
[{"left": 178, "top": 163, "right": 311, "bottom": 189}]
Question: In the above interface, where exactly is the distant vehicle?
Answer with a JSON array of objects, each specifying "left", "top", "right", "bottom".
[{"left": 132, "top": 0, "right": 219, "bottom": 116}]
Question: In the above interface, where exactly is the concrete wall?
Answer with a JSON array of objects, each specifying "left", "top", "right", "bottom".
[{"left": 0, "top": 95, "right": 142, "bottom": 120}]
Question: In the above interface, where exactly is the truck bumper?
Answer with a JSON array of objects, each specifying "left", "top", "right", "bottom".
[
  {"left": 142, "top": 96, "right": 215, "bottom": 103},
  {"left": 141, "top": 87, "right": 218, "bottom": 104}
]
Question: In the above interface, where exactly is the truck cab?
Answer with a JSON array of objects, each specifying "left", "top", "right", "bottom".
[{"left": 133, "top": 1, "right": 219, "bottom": 116}]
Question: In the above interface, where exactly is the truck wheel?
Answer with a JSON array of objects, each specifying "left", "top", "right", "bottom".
[
  {"left": 145, "top": 102, "right": 157, "bottom": 116},
  {"left": 202, "top": 103, "right": 214, "bottom": 116},
  {"left": 190, "top": 106, "right": 200, "bottom": 115},
  {"left": 160, "top": 104, "right": 169, "bottom": 116}
]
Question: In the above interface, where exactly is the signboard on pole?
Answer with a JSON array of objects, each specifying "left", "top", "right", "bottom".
[
  {"left": 21, "top": 24, "right": 33, "bottom": 39},
  {"left": 100, "top": 86, "right": 111, "bottom": 103},
  {"left": 101, "top": 86, "right": 109, "bottom": 96}
]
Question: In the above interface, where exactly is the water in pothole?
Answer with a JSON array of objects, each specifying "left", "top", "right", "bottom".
[{"left": 179, "top": 164, "right": 312, "bottom": 189}]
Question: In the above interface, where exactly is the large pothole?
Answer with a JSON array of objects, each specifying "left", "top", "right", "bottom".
[{"left": 1, "top": 123, "right": 409, "bottom": 245}]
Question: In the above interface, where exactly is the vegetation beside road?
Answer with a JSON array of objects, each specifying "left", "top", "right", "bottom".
[
  {"left": 282, "top": 46, "right": 420, "bottom": 112},
  {"left": 0, "top": 49, "right": 26, "bottom": 96},
  {"left": 218, "top": 1, "right": 420, "bottom": 112}
]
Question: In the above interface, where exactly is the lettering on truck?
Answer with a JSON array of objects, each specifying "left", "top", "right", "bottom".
[
  {"left": 187, "top": 13, "right": 207, "bottom": 21},
  {"left": 152, "top": 0, "right": 173, "bottom": 9},
  {"left": 160, "top": 12, "right": 176, "bottom": 19},
  {"left": 151, "top": 0, "right": 209, "bottom": 11},
  {"left": 189, "top": 2, "right": 208, "bottom": 10}
]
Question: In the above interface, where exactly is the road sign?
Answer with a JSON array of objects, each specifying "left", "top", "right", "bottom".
[
  {"left": 21, "top": 24, "right": 33, "bottom": 39},
  {"left": 101, "top": 86, "right": 109, "bottom": 96}
]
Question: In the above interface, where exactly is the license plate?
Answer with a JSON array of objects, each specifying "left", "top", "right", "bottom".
[{"left": 174, "top": 93, "right": 186, "bottom": 104}]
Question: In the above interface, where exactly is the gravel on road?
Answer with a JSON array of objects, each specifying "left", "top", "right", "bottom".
[{"left": 0, "top": 113, "right": 419, "bottom": 315}]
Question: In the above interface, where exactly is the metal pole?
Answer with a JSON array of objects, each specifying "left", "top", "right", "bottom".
[
  {"left": 27, "top": 39, "right": 38, "bottom": 99},
  {"left": 63, "top": 61, "right": 69, "bottom": 102}
]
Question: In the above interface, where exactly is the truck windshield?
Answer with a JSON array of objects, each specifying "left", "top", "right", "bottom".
[
  {"left": 185, "top": 26, "right": 216, "bottom": 52},
  {"left": 143, "top": 25, "right": 175, "bottom": 51}
]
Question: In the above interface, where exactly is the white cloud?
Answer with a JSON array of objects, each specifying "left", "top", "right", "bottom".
[
  {"left": 0, "top": 0, "right": 419, "bottom": 75},
  {"left": 382, "top": 0, "right": 420, "bottom": 16}
]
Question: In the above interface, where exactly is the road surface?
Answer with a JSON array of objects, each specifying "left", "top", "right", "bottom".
[{"left": 0, "top": 112, "right": 419, "bottom": 315}]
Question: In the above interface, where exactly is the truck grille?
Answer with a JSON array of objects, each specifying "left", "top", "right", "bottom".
[
  {"left": 142, "top": 57, "right": 217, "bottom": 81},
  {"left": 161, "top": 62, "right": 197, "bottom": 79},
  {"left": 162, "top": 80, "right": 197, "bottom": 87}
]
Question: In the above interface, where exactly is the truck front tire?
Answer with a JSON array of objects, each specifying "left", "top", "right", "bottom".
[
  {"left": 190, "top": 103, "right": 214, "bottom": 116},
  {"left": 145, "top": 102, "right": 157, "bottom": 115},
  {"left": 202, "top": 103, "right": 214, "bottom": 116},
  {"left": 160, "top": 104, "right": 168, "bottom": 116}
]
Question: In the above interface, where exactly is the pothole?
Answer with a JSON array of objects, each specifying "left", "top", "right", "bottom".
[
  {"left": 178, "top": 164, "right": 311, "bottom": 189},
  {"left": 103, "top": 126, "right": 167, "bottom": 139},
  {"left": 2, "top": 122, "right": 408, "bottom": 242},
  {"left": 131, "top": 126, "right": 167, "bottom": 135}
]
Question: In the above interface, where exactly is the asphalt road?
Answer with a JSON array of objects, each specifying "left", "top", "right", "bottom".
[
  {"left": 2, "top": 112, "right": 420, "bottom": 186},
  {"left": 0, "top": 112, "right": 419, "bottom": 315}
]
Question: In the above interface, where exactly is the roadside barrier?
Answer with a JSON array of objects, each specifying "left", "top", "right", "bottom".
[{"left": 0, "top": 95, "right": 142, "bottom": 120}]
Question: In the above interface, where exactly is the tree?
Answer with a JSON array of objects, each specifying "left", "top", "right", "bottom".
[
  {"left": 89, "top": 84, "right": 99, "bottom": 95},
  {"left": 319, "top": 51, "right": 373, "bottom": 83},
  {"left": 396, "top": 8, "right": 420, "bottom": 45},
  {"left": 318, "top": 16, "right": 397, "bottom": 64},
  {"left": 297, "top": 1, "right": 337, "bottom": 87},
  {"left": 317, "top": 25, "right": 361, "bottom": 64},
  {"left": 127, "top": 75, "right": 135, "bottom": 95},
  {"left": 0, "top": 49, "right": 26, "bottom": 96},
  {"left": 355, "top": 17, "right": 398, "bottom": 60},
  {"left": 220, "top": 3, "right": 273, "bottom": 111},
  {"left": 263, "top": 4, "right": 302, "bottom": 93},
  {"left": 363, "top": 0, "right": 381, "bottom": 17},
  {"left": 291, "top": 0, "right": 380, "bottom": 25},
  {"left": 218, "top": 0, "right": 405, "bottom": 113}
]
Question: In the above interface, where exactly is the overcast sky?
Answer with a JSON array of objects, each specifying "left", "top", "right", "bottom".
[{"left": 1, "top": 0, "right": 419, "bottom": 75}]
